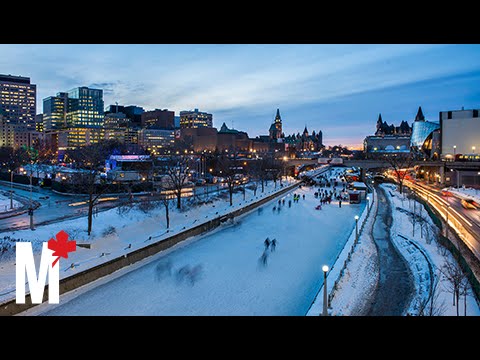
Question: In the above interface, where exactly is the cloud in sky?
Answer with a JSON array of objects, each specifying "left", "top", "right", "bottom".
[{"left": 1, "top": 44, "right": 479, "bottom": 147}]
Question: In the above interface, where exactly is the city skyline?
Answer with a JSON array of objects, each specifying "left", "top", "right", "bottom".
[{"left": 1, "top": 44, "right": 480, "bottom": 148}]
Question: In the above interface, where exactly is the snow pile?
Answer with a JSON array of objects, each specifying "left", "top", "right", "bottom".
[{"left": 383, "top": 183, "right": 480, "bottom": 316}]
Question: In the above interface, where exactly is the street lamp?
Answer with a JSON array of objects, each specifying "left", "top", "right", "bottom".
[
  {"left": 322, "top": 265, "right": 329, "bottom": 316},
  {"left": 366, "top": 196, "right": 370, "bottom": 214},
  {"left": 355, "top": 215, "right": 359, "bottom": 244},
  {"left": 453, "top": 145, "right": 456, "bottom": 160},
  {"left": 8, "top": 169, "right": 13, "bottom": 209},
  {"left": 29, "top": 169, "right": 34, "bottom": 231}
]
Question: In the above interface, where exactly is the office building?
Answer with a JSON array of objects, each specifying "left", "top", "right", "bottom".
[
  {"left": 43, "top": 92, "right": 68, "bottom": 130},
  {"left": 440, "top": 108, "right": 480, "bottom": 160},
  {"left": 141, "top": 108, "right": 174, "bottom": 129},
  {"left": 138, "top": 128, "right": 175, "bottom": 154},
  {"left": 43, "top": 86, "right": 104, "bottom": 148},
  {"left": 0, "top": 74, "right": 36, "bottom": 129},
  {"left": 180, "top": 108, "right": 213, "bottom": 129},
  {"left": 0, "top": 115, "right": 42, "bottom": 148},
  {"left": 65, "top": 87, "right": 104, "bottom": 129}
]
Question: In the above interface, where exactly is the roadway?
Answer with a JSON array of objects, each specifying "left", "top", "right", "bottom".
[
  {"left": 0, "top": 181, "right": 237, "bottom": 233},
  {"left": 0, "top": 184, "right": 124, "bottom": 232},
  {"left": 403, "top": 179, "right": 480, "bottom": 261}
]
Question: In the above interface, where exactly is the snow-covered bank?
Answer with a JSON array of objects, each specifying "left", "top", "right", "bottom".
[
  {"left": 382, "top": 183, "right": 479, "bottom": 316},
  {"left": 0, "top": 178, "right": 298, "bottom": 304}
]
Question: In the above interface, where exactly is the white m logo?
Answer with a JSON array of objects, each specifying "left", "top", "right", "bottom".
[{"left": 16, "top": 242, "right": 60, "bottom": 304}]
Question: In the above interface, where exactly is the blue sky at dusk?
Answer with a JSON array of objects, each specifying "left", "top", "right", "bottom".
[{"left": 1, "top": 44, "right": 480, "bottom": 148}]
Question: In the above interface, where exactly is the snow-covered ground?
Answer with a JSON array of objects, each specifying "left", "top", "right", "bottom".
[
  {"left": 307, "top": 184, "right": 377, "bottom": 316},
  {"left": 384, "top": 183, "right": 480, "bottom": 316},
  {"left": 318, "top": 182, "right": 480, "bottom": 316},
  {"left": 0, "top": 178, "right": 297, "bottom": 304},
  {"left": 0, "top": 193, "right": 21, "bottom": 213},
  {"left": 20, "top": 167, "right": 365, "bottom": 316}
]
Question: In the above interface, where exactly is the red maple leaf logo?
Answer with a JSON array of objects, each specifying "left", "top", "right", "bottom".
[{"left": 47, "top": 230, "right": 76, "bottom": 267}]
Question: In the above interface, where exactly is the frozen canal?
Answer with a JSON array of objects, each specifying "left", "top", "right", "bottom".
[{"left": 36, "top": 175, "right": 365, "bottom": 315}]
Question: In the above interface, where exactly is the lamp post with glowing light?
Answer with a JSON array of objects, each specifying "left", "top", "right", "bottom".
[
  {"left": 355, "top": 215, "right": 359, "bottom": 244},
  {"left": 322, "top": 265, "right": 329, "bottom": 316},
  {"left": 366, "top": 196, "right": 370, "bottom": 215},
  {"left": 453, "top": 145, "right": 456, "bottom": 160}
]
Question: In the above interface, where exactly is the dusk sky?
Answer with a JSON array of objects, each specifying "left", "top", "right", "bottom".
[{"left": 1, "top": 44, "right": 480, "bottom": 149}]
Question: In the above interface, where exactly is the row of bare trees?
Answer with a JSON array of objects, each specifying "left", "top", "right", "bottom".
[{"left": 23, "top": 139, "right": 286, "bottom": 239}]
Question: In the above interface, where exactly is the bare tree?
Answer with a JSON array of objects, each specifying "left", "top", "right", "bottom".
[
  {"left": 216, "top": 151, "right": 239, "bottom": 206},
  {"left": 418, "top": 270, "right": 446, "bottom": 316},
  {"left": 153, "top": 180, "right": 172, "bottom": 229},
  {"left": 258, "top": 157, "right": 269, "bottom": 193},
  {"left": 160, "top": 155, "right": 191, "bottom": 210},
  {"left": 269, "top": 160, "right": 283, "bottom": 189},
  {"left": 66, "top": 140, "right": 121, "bottom": 236},
  {"left": 383, "top": 152, "right": 417, "bottom": 194},
  {"left": 459, "top": 271, "right": 472, "bottom": 316},
  {"left": 440, "top": 257, "right": 468, "bottom": 316}
]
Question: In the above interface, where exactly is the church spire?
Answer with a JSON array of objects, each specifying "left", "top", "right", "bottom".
[
  {"left": 275, "top": 108, "right": 281, "bottom": 121},
  {"left": 415, "top": 106, "right": 425, "bottom": 121}
]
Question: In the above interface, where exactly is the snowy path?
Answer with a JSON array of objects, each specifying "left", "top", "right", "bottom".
[
  {"left": 365, "top": 185, "right": 414, "bottom": 315},
  {"left": 28, "top": 177, "right": 365, "bottom": 315}
]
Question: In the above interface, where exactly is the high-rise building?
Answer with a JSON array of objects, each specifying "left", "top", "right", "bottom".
[
  {"left": 43, "top": 86, "right": 104, "bottom": 148},
  {"left": 180, "top": 108, "right": 213, "bottom": 129},
  {"left": 0, "top": 74, "right": 36, "bottom": 129},
  {"left": 43, "top": 92, "right": 68, "bottom": 130},
  {"left": 141, "top": 108, "right": 175, "bottom": 129},
  {"left": 35, "top": 114, "right": 44, "bottom": 133},
  {"left": 66, "top": 87, "right": 104, "bottom": 128}
]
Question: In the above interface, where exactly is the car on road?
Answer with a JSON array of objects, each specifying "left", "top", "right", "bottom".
[
  {"left": 441, "top": 189, "right": 454, "bottom": 197},
  {"left": 461, "top": 199, "right": 478, "bottom": 210}
]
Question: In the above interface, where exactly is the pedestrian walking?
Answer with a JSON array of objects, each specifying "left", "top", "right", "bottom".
[
  {"left": 259, "top": 250, "right": 269, "bottom": 266},
  {"left": 302, "top": 194, "right": 305, "bottom": 200},
  {"left": 271, "top": 238, "right": 277, "bottom": 251},
  {"left": 288, "top": 199, "right": 292, "bottom": 208},
  {"left": 264, "top": 237, "right": 270, "bottom": 249},
  {"left": 339, "top": 199, "right": 342, "bottom": 208}
]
